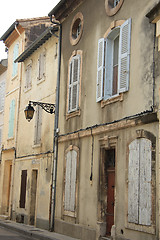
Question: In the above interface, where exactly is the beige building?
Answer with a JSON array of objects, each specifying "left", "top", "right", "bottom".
[
  {"left": 0, "top": 17, "right": 52, "bottom": 224},
  {"left": 48, "top": 0, "right": 160, "bottom": 240}
]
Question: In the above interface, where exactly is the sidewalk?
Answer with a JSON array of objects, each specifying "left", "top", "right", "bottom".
[{"left": 0, "top": 219, "right": 80, "bottom": 240}]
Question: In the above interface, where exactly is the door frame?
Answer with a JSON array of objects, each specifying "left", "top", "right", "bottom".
[{"left": 98, "top": 135, "right": 118, "bottom": 236}]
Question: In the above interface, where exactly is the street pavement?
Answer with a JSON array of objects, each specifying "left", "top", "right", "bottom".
[{"left": 0, "top": 220, "right": 80, "bottom": 240}]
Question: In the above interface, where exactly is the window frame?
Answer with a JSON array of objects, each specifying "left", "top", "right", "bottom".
[
  {"left": 66, "top": 50, "right": 82, "bottom": 119},
  {"left": 105, "top": 0, "right": 124, "bottom": 16},
  {"left": 70, "top": 12, "right": 84, "bottom": 46},
  {"left": 126, "top": 130, "right": 156, "bottom": 234},
  {"left": 63, "top": 145, "right": 79, "bottom": 219},
  {"left": 96, "top": 19, "right": 131, "bottom": 104}
]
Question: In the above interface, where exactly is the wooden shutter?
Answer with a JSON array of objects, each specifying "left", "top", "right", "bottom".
[
  {"left": 64, "top": 150, "right": 77, "bottom": 212},
  {"left": 139, "top": 138, "right": 152, "bottom": 225},
  {"left": 118, "top": 18, "right": 131, "bottom": 93},
  {"left": 104, "top": 38, "right": 112, "bottom": 100},
  {"left": 0, "top": 81, "right": 5, "bottom": 111},
  {"left": 8, "top": 99, "right": 15, "bottom": 138},
  {"left": 68, "top": 55, "right": 80, "bottom": 113},
  {"left": 25, "top": 64, "right": 32, "bottom": 89},
  {"left": 34, "top": 106, "right": 42, "bottom": 145},
  {"left": 38, "top": 52, "right": 46, "bottom": 80},
  {"left": 128, "top": 139, "right": 139, "bottom": 224},
  {"left": 12, "top": 43, "right": 19, "bottom": 77},
  {"left": 20, "top": 170, "right": 27, "bottom": 208},
  {"left": 96, "top": 38, "right": 105, "bottom": 102}
]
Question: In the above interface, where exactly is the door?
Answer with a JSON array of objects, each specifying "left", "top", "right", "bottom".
[
  {"left": 29, "top": 170, "right": 38, "bottom": 225},
  {"left": 105, "top": 149, "right": 115, "bottom": 236}
]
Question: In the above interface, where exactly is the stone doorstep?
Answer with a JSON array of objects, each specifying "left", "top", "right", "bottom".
[{"left": 101, "top": 237, "right": 111, "bottom": 240}]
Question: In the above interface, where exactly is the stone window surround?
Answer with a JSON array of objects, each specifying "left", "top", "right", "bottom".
[
  {"left": 105, "top": 0, "right": 124, "bottom": 16},
  {"left": 70, "top": 12, "right": 84, "bottom": 46}
]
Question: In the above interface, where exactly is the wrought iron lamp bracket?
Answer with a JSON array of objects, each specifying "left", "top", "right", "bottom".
[{"left": 29, "top": 101, "right": 56, "bottom": 114}]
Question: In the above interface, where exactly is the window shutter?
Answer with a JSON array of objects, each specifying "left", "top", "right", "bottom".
[
  {"left": 64, "top": 151, "right": 72, "bottom": 211},
  {"left": 0, "top": 81, "right": 5, "bottom": 111},
  {"left": 139, "top": 138, "right": 152, "bottom": 225},
  {"left": 70, "top": 150, "right": 77, "bottom": 211},
  {"left": 128, "top": 139, "right": 139, "bottom": 224},
  {"left": 34, "top": 106, "right": 42, "bottom": 145},
  {"left": 25, "top": 64, "right": 32, "bottom": 89},
  {"left": 12, "top": 43, "right": 19, "bottom": 77},
  {"left": 8, "top": 99, "right": 15, "bottom": 138},
  {"left": 96, "top": 38, "right": 105, "bottom": 102},
  {"left": 118, "top": 18, "right": 131, "bottom": 93},
  {"left": 68, "top": 55, "right": 80, "bottom": 113},
  {"left": 20, "top": 170, "right": 27, "bottom": 208},
  {"left": 104, "top": 38, "right": 112, "bottom": 100},
  {"left": 0, "top": 128, "right": 2, "bottom": 146}
]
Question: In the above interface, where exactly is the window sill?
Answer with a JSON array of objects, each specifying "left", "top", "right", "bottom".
[
  {"left": 101, "top": 93, "right": 123, "bottom": 108},
  {"left": 126, "top": 222, "right": 155, "bottom": 235},
  {"left": 11, "top": 74, "right": 18, "bottom": 81},
  {"left": 37, "top": 77, "right": 45, "bottom": 85},
  {"left": 66, "top": 109, "right": 81, "bottom": 120},
  {"left": 63, "top": 210, "right": 76, "bottom": 218},
  {"left": 32, "top": 143, "right": 42, "bottom": 148},
  {"left": 7, "top": 137, "right": 14, "bottom": 141},
  {"left": 24, "top": 86, "right": 32, "bottom": 93}
]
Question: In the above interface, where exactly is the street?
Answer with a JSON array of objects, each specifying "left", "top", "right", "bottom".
[{"left": 0, "top": 226, "right": 35, "bottom": 240}]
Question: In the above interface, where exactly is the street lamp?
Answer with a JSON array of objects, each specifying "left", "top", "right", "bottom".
[{"left": 24, "top": 101, "right": 56, "bottom": 122}]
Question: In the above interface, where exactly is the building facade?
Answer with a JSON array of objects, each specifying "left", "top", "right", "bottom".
[{"left": 48, "top": 0, "right": 160, "bottom": 239}]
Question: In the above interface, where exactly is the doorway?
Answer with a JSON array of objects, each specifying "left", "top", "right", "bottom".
[
  {"left": 105, "top": 149, "right": 115, "bottom": 236},
  {"left": 29, "top": 169, "right": 38, "bottom": 225}
]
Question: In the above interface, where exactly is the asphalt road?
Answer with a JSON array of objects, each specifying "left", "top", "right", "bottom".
[{"left": 0, "top": 225, "right": 36, "bottom": 240}]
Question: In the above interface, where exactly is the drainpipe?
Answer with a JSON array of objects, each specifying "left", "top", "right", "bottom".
[
  {"left": 9, "top": 22, "right": 24, "bottom": 219},
  {"left": 49, "top": 16, "right": 62, "bottom": 231}
]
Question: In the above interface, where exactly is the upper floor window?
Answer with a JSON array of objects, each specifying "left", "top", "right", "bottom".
[
  {"left": 70, "top": 12, "right": 84, "bottom": 46},
  {"left": 105, "top": 0, "right": 124, "bottom": 16},
  {"left": 0, "top": 80, "right": 5, "bottom": 111},
  {"left": 68, "top": 54, "right": 81, "bottom": 113},
  {"left": 96, "top": 19, "right": 131, "bottom": 103},
  {"left": 25, "top": 62, "right": 32, "bottom": 91},
  {"left": 37, "top": 51, "right": 46, "bottom": 82},
  {"left": 8, "top": 99, "right": 15, "bottom": 138},
  {"left": 12, "top": 43, "right": 19, "bottom": 78}
]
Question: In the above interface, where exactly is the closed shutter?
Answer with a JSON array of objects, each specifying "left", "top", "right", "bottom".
[
  {"left": 128, "top": 139, "right": 139, "bottom": 224},
  {"left": 25, "top": 64, "right": 32, "bottom": 89},
  {"left": 12, "top": 43, "right": 19, "bottom": 77},
  {"left": 38, "top": 52, "right": 46, "bottom": 80},
  {"left": 0, "top": 128, "right": 2, "bottom": 146},
  {"left": 139, "top": 138, "right": 152, "bottom": 225},
  {"left": 64, "top": 150, "right": 77, "bottom": 212},
  {"left": 96, "top": 38, "right": 105, "bottom": 102},
  {"left": 68, "top": 55, "right": 80, "bottom": 113},
  {"left": 104, "top": 38, "right": 112, "bottom": 100},
  {"left": 34, "top": 106, "right": 42, "bottom": 145},
  {"left": 118, "top": 18, "right": 131, "bottom": 93},
  {"left": 20, "top": 170, "right": 27, "bottom": 208},
  {"left": 0, "top": 81, "right": 5, "bottom": 111},
  {"left": 8, "top": 99, "right": 15, "bottom": 138}
]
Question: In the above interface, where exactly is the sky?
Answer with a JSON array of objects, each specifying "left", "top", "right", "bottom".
[{"left": 0, "top": 0, "right": 60, "bottom": 61}]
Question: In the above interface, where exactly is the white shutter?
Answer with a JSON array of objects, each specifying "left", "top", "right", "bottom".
[
  {"left": 34, "top": 106, "right": 42, "bottom": 144},
  {"left": 0, "top": 81, "right": 5, "bottom": 111},
  {"left": 118, "top": 18, "right": 131, "bottom": 93},
  {"left": 128, "top": 139, "right": 139, "bottom": 224},
  {"left": 70, "top": 150, "right": 77, "bottom": 211},
  {"left": 0, "top": 128, "right": 2, "bottom": 146},
  {"left": 64, "top": 151, "right": 72, "bottom": 211},
  {"left": 96, "top": 38, "right": 105, "bottom": 102},
  {"left": 25, "top": 64, "right": 32, "bottom": 89},
  {"left": 38, "top": 52, "right": 46, "bottom": 80},
  {"left": 104, "top": 38, "right": 112, "bottom": 100},
  {"left": 68, "top": 55, "right": 80, "bottom": 113},
  {"left": 139, "top": 138, "right": 152, "bottom": 225}
]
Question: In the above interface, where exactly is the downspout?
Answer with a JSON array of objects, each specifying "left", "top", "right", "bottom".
[
  {"left": 152, "top": 23, "right": 156, "bottom": 110},
  {"left": 49, "top": 16, "right": 62, "bottom": 231},
  {"left": 9, "top": 22, "right": 24, "bottom": 219}
]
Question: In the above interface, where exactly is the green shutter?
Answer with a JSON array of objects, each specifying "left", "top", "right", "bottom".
[{"left": 8, "top": 99, "right": 15, "bottom": 138}]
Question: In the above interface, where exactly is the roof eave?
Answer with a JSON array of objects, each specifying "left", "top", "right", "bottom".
[
  {"left": 48, "top": 0, "right": 66, "bottom": 17},
  {"left": 0, "top": 21, "right": 19, "bottom": 42}
]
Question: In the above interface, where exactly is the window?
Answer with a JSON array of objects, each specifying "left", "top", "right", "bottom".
[
  {"left": 128, "top": 138, "right": 152, "bottom": 225},
  {"left": 12, "top": 43, "right": 19, "bottom": 77},
  {"left": 34, "top": 106, "right": 42, "bottom": 145},
  {"left": 0, "top": 128, "right": 2, "bottom": 148},
  {"left": 8, "top": 99, "right": 15, "bottom": 138},
  {"left": 0, "top": 80, "right": 5, "bottom": 111},
  {"left": 37, "top": 52, "right": 46, "bottom": 82},
  {"left": 96, "top": 19, "right": 131, "bottom": 103},
  {"left": 68, "top": 54, "right": 81, "bottom": 113},
  {"left": 20, "top": 170, "right": 27, "bottom": 208},
  {"left": 25, "top": 63, "right": 32, "bottom": 90},
  {"left": 64, "top": 146, "right": 79, "bottom": 217},
  {"left": 105, "top": 0, "right": 124, "bottom": 16},
  {"left": 70, "top": 12, "right": 84, "bottom": 46}
]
